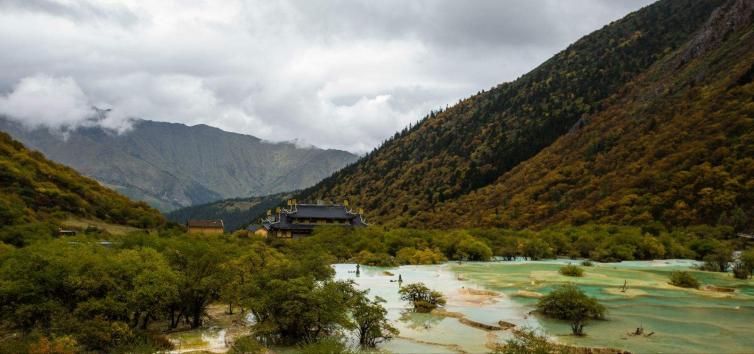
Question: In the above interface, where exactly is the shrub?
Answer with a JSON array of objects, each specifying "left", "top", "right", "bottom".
[
  {"left": 228, "top": 336, "right": 265, "bottom": 354},
  {"left": 669, "top": 271, "right": 700, "bottom": 288},
  {"left": 296, "top": 337, "right": 354, "bottom": 354},
  {"left": 493, "top": 328, "right": 573, "bottom": 354},
  {"left": 732, "top": 262, "right": 751, "bottom": 280},
  {"left": 537, "top": 284, "right": 605, "bottom": 335},
  {"left": 559, "top": 264, "right": 584, "bottom": 277},
  {"left": 581, "top": 260, "right": 594, "bottom": 267}
]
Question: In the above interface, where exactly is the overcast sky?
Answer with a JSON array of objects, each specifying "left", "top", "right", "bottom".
[{"left": 0, "top": 0, "right": 655, "bottom": 153}]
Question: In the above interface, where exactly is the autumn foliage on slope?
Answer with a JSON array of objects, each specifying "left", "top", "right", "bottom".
[
  {"left": 0, "top": 132, "right": 164, "bottom": 228},
  {"left": 298, "top": 0, "right": 725, "bottom": 227},
  {"left": 424, "top": 0, "right": 754, "bottom": 231}
]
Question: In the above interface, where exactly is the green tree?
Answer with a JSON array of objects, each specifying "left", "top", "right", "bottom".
[
  {"left": 737, "top": 249, "right": 754, "bottom": 279},
  {"left": 455, "top": 238, "right": 493, "bottom": 261},
  {"left": 164, "top": 236, "right": 229, "bottom": 328},
  {"left": 352, "top": 294, "right": 398, "bottom": 347},
  {"left": 245, "top": 275, "right": 358, "bottom": 343},
  {"left": 537, "top": 284, "right": 605, "bottom": 335},
  {"left": 399, "top": 283, "right": 446, "bottom": 313},
  {"left": 701, "top": 246, "right": 733, "bottom": 272},
  {"left": 523, "top": 238, "right": 553, "bottom": 260}
]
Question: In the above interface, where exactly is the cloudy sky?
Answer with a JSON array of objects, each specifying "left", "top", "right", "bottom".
[{"left": 0, "top": 0, "right": 654, "bottom": 153}]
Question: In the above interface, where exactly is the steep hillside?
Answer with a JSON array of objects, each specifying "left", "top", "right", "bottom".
[
  {"left": 0, "top": 132, "right": 164, "bottom": 229},
  {"left": 0, "top": 119, "right": 358, "bottom": 211},
  {"left": 166, "top": 191, "right": 294, "bottom": 231},
  {"left": 298, "top": 0, "right": 725, "bottom": 226},
  {"left": 424, "top": 0, "right": 754, "bottom": 231}
]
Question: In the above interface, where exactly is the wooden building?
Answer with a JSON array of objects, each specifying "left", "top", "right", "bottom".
[
  {"left": 263, "top": 203, "right": 367, "bottom": 239},
  {"left": 186, "top": 219, "right": 224, "bottom": 234}
]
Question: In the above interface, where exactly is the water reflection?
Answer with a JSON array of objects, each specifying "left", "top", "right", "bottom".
[{"left": 398, "top": 311, "right": 443, "bottom": 331}]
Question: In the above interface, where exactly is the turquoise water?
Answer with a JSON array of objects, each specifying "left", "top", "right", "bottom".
[
  {"left": 334, "top": 264, "right": 539, "bottom": 353},
  {"left": 335, "top": 260, "right": 754, "bottom": 354}
]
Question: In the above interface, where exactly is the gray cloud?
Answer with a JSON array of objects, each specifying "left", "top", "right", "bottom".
[
  {"left": 0, "top": 0, "right": 138, "bottom": 26},
  {"left": 0, "top": 0, "right": 655, "bottom": 153}
]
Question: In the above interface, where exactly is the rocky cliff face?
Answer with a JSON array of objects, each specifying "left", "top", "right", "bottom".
[
  {"left": 679, "top": 0, "right": 754, "bottom": 65},
  {"left": 0, "top": 119, "right": 358, "bottom": 211}
]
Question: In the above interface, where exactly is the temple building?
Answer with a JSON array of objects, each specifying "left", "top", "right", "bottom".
[
  {"left": 263, "top": 202, "right": 367, "bottom": 239},
  {"left": 186, "top": 219, "right": 225, "bottom": 234}
]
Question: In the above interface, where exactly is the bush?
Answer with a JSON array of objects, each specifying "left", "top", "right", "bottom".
[
  {"left": 669, "top": 271, "right": 700, "bottom": 288},
  {"left": 581, "top": 260, "right": 594, "bottom": 267},
  {"left": 493, "top": 328, "right": 573, "bottom": 354},
  {"left": 732, "top": 262, "right": 751, "bottom": 280},
  {"left": 537, "top": 284, "right": 605, "bottom": 335},
  {"left": 228, "top": 336, "right": 265, "bottom": 354},
  {"left": 559, "top": 264, "right": 584, "bottom": 277},
  {"left": 296, "top": 337, "right": 354, "bottom": 354}
]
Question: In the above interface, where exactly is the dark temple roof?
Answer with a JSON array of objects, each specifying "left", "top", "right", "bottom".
[
  {"left": 288, "top": 204, "right": 355, "bottom": 219},
  {"left": 246, "top": 224, "right": 265, "bottom": 232},
  {"left": 187, "top": 219, "right": 224, "bottom": 228},
  {"left": 264, "top": 204, "right": 367, "bottom": 231}
]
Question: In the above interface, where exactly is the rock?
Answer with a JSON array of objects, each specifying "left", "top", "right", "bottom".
[
  {"left": 677, "top": 0, "right": 754, "bottom": 67},
  {"left": 703, "top": 285, "right": 736, "bottom": 293},
  {"left": 513, "top": 290, "right": 543, "bottom": 298}
]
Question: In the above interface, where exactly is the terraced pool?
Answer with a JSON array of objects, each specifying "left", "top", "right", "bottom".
[{"left": 335, "top": 260, "right": 754, "bottom": 353}]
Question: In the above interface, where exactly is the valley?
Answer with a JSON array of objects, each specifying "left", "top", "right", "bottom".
[{"left": 1, "top": 0, "right": 753, "bottom": 353}]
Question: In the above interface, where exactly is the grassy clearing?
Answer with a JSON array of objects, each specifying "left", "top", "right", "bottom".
[{"left": 62, "top": 217, "right": 145, "bottom": 235}]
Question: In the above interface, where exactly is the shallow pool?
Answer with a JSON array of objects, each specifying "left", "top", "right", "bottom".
[{"left": 335, "top": 260, "right": 754, "bottom": 353}]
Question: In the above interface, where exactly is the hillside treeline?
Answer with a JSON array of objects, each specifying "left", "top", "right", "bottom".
[{"left": 297, "top": 0, "right": 731, "bottom": 230}]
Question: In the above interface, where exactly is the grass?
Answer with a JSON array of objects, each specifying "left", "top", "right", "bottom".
[{"left": 62, "top": 217, "right": 144, "bottom": 235}]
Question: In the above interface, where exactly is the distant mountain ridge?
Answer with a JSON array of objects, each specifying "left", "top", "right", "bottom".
[
  {"left": 298, "top": 0, "right": 753, "bottom": 231},
  {"left": 166, "top": 192, "right": 294, "bottom": 232},
  {"left": 0, "top": 119, "right": 358, "bottom": 211}
]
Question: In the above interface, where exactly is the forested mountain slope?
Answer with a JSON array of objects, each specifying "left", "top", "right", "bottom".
[
  {"left": 0, "top": 119, "right": 357, "bottom": 211},
  {"left": 298, "top": 0, "right": 726, "bottom": 227},
  {"left": 166, "top": 191, "right": 293, "bottom": 231},
  {"left": 424, "top": 0, "right": 754, "bottom": 231},
  {"left": 0, "top": 132, "right": 164, "bottom": 229}
]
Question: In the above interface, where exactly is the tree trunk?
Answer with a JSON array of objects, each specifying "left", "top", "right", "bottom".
[
  {"left": 140, "top": 312, "right": 152, "bottom": 329},
  {"left": 170, "top": 311, "right": 183, "bottom": 329},
  {"left": 191, "top": 310, "right": 202, "bottom": 328},
  {"left": 571, "top": 322, "right": 584, "bottom": 336}
]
